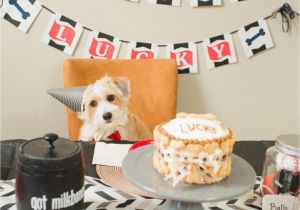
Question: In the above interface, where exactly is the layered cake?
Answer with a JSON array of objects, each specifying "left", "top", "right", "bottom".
[{"left": 153, "top": 113, "right": 235, "bottom": 186}]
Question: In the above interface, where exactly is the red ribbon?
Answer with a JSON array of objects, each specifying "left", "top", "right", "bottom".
[{"left": 107, "top": 131, "right": 121, "bottom": 141}]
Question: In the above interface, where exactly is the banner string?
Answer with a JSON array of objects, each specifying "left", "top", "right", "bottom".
[{"left": 40, "top": 3, "right": 298, "bottom": 47}]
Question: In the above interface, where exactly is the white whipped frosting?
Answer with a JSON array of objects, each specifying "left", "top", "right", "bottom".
[{"left": 162, "top": 117, "right": 228, "bottom": 140}]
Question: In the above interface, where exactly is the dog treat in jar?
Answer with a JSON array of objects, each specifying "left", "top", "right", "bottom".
[
  {"left": 15, "top": 133, "right": 85, "bottom": 210},
  {"left": 261, "top": 134, "right": 300, "bottom": 198}
]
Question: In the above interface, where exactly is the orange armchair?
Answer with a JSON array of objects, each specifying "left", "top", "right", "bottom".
[{"left": 64, "top": 59, "right": 178, "bottom": 140}]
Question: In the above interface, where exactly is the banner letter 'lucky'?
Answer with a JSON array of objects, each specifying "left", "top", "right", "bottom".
[
  {"left": 148, "top": 0, "right": 181, "bottom": 7},
  {"left": 41, "top": 14, "right": 83, "bottom": 55},
  {"left": 83, "top": 31, "right": 121, "bottom": 59},
  {"left": 126, "top": 42, "right": 159, "bottom": 59},
  {"left": 167, "top": 42, "right": 198, "bottom": 74},
  {"left": 190, "top": 0, "right": 222, "bottom": 7},
  {"left": 202, "top": 33, "right": 237, "bottom": 69}
]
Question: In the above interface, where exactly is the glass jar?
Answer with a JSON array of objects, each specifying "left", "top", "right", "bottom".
[{"left": 261, "top": 134, "right": 299, "bottom": 198}]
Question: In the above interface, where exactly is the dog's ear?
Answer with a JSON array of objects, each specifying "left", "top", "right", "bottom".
[
  {"left": 112, "top": 77, "right": 130, "bottom": 101},
  {"left": 80, "top": 84, "right": 94, "bottom": 113}
]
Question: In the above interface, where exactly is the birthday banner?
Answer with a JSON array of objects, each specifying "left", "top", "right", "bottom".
[
  {"left": 202, "top": 33, "right": 237, "bottom": 70},
  {"left": 0, "top": 1, "right": 298, "bottom": 74},
  {"left": 167, "top": 42, "right": 198, "bottom": 74},
  {"left": 190, "top": 0, "right": 222, "bottom": 7},
  {"left": 83, "top": 31, "right": 121, "bottom": 59},
  {"left": 41, "top": 14, "right": 84, "bottom": 55},
  {"left": 0, "top": 0, "right": 42, "bottom": 32},
  {"left": 126, "top": 0, "right": 245, "bottom": 7},
  {"left": 126, "top": 42, "right": 159, "bottom": 59}
]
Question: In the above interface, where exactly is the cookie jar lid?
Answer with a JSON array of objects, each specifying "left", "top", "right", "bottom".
[
  {"left": 17, "top": 133, "right": 83, "bottom": 175},
  {"left": 276, "top": 134, "right": 300, "bottom": 156}
]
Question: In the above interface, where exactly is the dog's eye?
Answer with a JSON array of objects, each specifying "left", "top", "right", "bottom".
[
  {"left": 106, "top": 95, "right": 115, "bottom": 102},
  {"left": 89, "top": 100, "right": 97, "bottom": 107}
]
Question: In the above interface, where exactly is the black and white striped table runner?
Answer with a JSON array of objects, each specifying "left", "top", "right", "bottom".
[{"left": 0, "top": 176, "right": 262, "bottom": 210}]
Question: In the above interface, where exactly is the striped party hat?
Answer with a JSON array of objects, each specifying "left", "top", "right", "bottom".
[{"left": 47, "top": 87, "right": 86, "bottom": 112}]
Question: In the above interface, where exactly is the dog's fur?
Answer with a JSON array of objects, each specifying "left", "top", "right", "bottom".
[{"left": 78, "top": 76, "right": 152, "bottom": 141}]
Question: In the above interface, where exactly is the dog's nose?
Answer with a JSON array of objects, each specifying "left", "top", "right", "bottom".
[{"left": 103, "top": 112, "right": 112, "bottom": 121}]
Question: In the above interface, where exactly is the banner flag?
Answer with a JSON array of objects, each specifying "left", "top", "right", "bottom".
[
  {"left": 202, "top": 33, "right": 237, "bottom": 69},
  {"left": 229, "top": 0, "right": 245, "bottom": 3},
  {"left": 190, "top": 0, "right": 222, "bottom": 7},
  {"left": 148, "top": 0, "right": 181, "bottom": 7},
  {"left": 83, "top": 31, "right": 121, "bottom": 59},
  {"left": 238, "top": 19, "right": 274, "bottom": 58},
  {"left": 0, "top": 0, "right": 42, "bottom": 32},
  {"left": 126, "top": 42, "right": 159, "bottom": 59},
  {"left": 166, "top": 42, "right": 198, "bottom": 74},
  {"left": 41, "top": 14, "right": 83, "bottom": 55}
]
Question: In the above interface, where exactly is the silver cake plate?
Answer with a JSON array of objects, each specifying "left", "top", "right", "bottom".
[{"left": 122, "top": 145, "right": 256, "bottom": 210}]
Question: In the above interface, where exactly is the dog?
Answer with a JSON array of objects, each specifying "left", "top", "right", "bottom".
[{"left": 78, "top": 75, "right": 152, "bottom": 141}]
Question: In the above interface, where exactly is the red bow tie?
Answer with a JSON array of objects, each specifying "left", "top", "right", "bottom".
[{"left": 107, "top": 131, "right": 121, "bottom": 141}]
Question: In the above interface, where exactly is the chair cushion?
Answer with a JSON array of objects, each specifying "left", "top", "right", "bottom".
[{"left": 64, "top": 59, "right": 178, "bottom": 140}]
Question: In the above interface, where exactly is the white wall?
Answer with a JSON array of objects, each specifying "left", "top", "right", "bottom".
[{"left": 1, "top": 0, "right": 299, "bottom": 140}]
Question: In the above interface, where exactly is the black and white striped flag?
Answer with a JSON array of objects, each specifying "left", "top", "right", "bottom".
[
  {"left": 166, "top": 42, "right": 198, "bottom": 74},
  {"left": 126, "top": 42, "right": 159, "bottom": 59},
  {"left": 238, "top": 19, "right": 274, "bottom": 58},
  {"left": 41, "top": 14, "right": 83, "bottom": 55},
  {"left": 190, "top": 0, "right": 222, "bottom": 7},
  {"left": 202, "top": 33, "right": 237, "bottom": 69},
  {"left": 230, "top": 0, "right": 245, "bottom": 3},
  {"left": 0, "top": 176, "right": 264, "bottom": 210},
  {"left": 0, "top": 0, "right": 42, "bottom": 32},
  {"left": 83, "top": 31, "right": 121, "bottom": 59},
  {"left": 148, "top": 0, "right": 181, "bottom": 7}
]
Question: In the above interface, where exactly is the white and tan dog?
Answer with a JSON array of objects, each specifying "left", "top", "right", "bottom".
[{"left": 78, "top": 76, "right": 152, "bottom": 141}]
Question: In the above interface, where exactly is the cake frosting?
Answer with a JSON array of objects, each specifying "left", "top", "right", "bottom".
[
  {"left": 153, "top": 113, "right": 235, "bottom": 186},
  {"left": 162, "top": 117, "right": 229, "bottom": 140}
]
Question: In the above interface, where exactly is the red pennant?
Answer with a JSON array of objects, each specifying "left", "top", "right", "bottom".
[
  {"left": 48, "top": 21, "right": 75, "bottom": 46},
  {"left": 89, "top": 38, "right": 115, "bottom": 59},
  {"left": 131, "top": 49, "right": 155, "bottom": 59},
  {"left": 170, "top": 50, "right": 193, "bottom": 68},
  {"left": 207, "top": 41, "right": 231, "bottom": 61}
]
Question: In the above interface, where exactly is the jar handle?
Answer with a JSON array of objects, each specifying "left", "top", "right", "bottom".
[{"left": 44, "top": 133, "right": 58, "bottom": 150}]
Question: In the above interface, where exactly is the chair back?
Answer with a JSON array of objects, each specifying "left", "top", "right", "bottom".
[{"left": 64, "top": 59, "right": 178, "bottom": 140}]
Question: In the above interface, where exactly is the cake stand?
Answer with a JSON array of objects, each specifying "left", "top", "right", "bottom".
[{"left": 122, "top": 145, "right": 256, "bottom": 210}]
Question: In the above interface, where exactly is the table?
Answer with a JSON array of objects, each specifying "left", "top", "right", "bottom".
[{"left": 0, "top": 140, "right": 274, "bottom": 210}]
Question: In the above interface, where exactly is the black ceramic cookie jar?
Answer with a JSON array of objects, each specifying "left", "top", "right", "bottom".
[{"left": 15, "top": 133, "right": 85, "bottom": 210}]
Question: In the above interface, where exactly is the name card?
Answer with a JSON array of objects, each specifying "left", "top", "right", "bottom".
[{"left": 262, "top": 195, "right": 299, "bottom": 210}]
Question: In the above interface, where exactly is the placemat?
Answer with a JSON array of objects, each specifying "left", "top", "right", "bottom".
[{"left": 96, "top": 165, "right": 158, "bottom": 198}]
